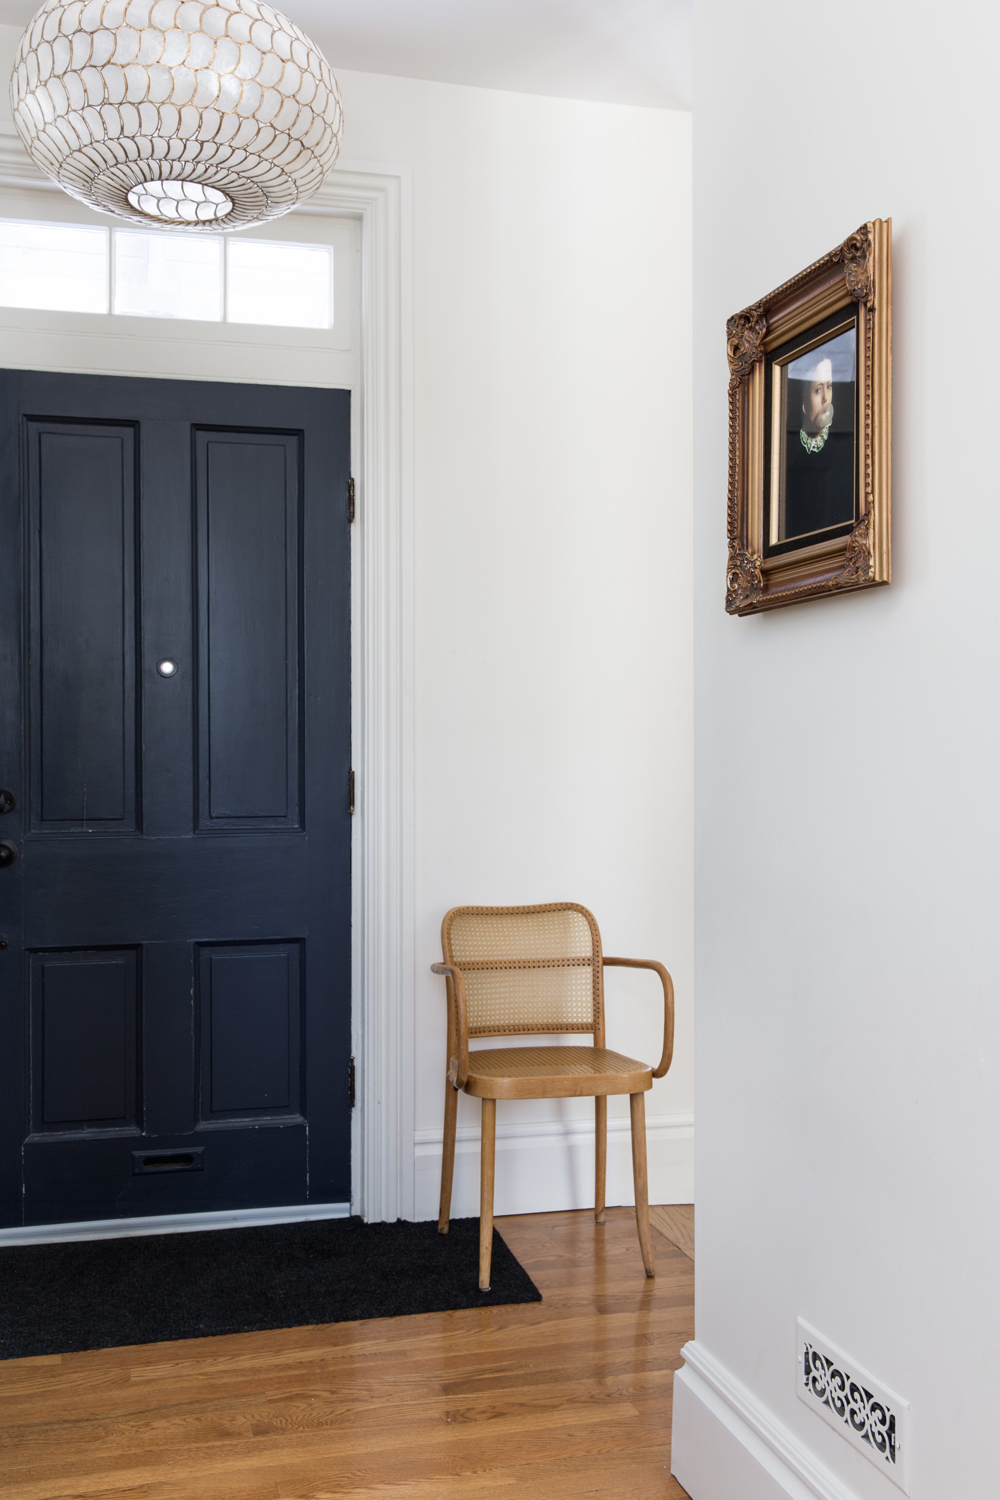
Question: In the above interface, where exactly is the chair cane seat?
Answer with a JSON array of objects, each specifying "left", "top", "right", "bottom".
[{"left": 462, "top": 1045, "right": 652, "bottom": 1099}]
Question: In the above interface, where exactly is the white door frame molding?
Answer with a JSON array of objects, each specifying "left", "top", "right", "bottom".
[
  {"left": 308, "top": 160, "right": 415, "bottom": 1223},
  {"left": 0, "top": 128, "right": 416, "bottom": 1228}
]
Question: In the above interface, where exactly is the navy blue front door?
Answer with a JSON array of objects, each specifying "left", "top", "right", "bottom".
[{"left": 0, "top": 371, "right": 352, "bottom": 1227}]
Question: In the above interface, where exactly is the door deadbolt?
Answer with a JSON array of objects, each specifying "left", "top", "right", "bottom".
[
  {"left": 0, "top": 842, "right": 17, "bottom": 868},
  {"left": 0, "top": 789, "right": 15, "bottom": 815}
]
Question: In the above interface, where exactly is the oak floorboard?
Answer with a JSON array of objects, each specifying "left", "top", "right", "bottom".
[
  {"left": 649, "top": 1205, "right": 695, "bottom": 1262},
  {"left": 148, "top": 1487, "right": 279, "bottom": 1500},
  {"left": 277, "top": 1444, "right": 677, "bottom": 1498},
  {"left": 36, "top": 1491, "right": 148, "bottom": 1500},
  {"left": 0, "top": 1207, "right": 692, "bottom": 1500}
]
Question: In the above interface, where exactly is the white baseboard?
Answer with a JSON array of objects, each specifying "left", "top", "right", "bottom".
[
  {"left": 0, "top": 1201, "right": 351, "bottom": 1247},
  {"left": 672, "top": 1342, "right": 861, "bottom": 1500},
  {"left": 414, "top": 1110, "right": 694, "bottom": 1219}
]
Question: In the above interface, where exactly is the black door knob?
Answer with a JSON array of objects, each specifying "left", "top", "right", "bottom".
[
  {"left": 0, "top": 789, "right": 15, "bottom": 815},
  {"left": 0, "top": 842, "right": 17, "bottom": 868}
]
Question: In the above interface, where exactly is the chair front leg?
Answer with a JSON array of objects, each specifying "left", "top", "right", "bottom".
[
  {"left": 479, "top": 1097, "right": 497, "bottom": 1290},
  {"left": 595, "top": 1095, "right": 607, "bottom": 1224},
  {"left": 629, "top": 1092, "right": 655, "bottom": 1278},
  {"left": 438, "top": 1077, "right": 458, "bottom": 1233}
]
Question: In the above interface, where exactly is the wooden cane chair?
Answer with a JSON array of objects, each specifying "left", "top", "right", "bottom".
[{"left": 432, "top": 902, "right": 674, "bottom": 1290}]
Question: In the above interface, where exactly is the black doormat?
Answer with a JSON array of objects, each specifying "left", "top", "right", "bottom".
[{"left": 0, "top": 1216, "right": 541, "bottom": 1361}]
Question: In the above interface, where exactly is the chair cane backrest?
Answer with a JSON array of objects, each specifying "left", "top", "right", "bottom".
[{"left": 441, "top": 903, "right": 604, "bottom": 1039}]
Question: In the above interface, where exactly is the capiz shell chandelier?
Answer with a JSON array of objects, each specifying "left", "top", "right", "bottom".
[{"left": 10, "top": 0, "right": 343, "bottom": 230}]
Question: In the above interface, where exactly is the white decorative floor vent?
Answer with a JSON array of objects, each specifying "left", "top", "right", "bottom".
[{"left": 796, "top": 1318, "right": 910, "bottom": 1493}]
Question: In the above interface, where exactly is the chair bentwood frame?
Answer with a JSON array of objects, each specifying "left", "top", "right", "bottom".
[{"left": 432, "top": 903, "right": 675, "bottom": 1289}]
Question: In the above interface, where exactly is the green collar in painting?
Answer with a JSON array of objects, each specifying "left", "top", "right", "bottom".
[{"left": 799, "top": 424, "right": 831, "bottom": 454}]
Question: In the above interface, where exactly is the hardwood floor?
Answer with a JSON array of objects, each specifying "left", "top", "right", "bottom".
[
  {"left": 648, "top": 1205, "right": 694, "bottom": 1263},
  {"left": 0, "top": 1207, "right": 694, "bottom": 1499}
]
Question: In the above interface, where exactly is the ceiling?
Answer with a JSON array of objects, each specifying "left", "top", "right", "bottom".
[{"left": 0, "top": 0, "right": 691, "bottom": 112}]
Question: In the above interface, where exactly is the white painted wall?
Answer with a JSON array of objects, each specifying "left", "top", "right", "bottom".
[
  {"left": 0, "top": 25, "right": 694, "bottom": 1220},
  {"left": 333, "top": 71, "right": 694, "bottom": 1217},
  {"left": 675, "top": 2, "right": 1000, "bottom": 1497}
]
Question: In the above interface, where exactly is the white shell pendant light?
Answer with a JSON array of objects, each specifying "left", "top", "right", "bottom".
[{"left": 10, "top": 0, "right": 343, "bottom": 230}]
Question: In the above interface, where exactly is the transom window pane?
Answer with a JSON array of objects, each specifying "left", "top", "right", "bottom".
[
  {"left": 0, "top": 220, "right": 108, "bottom": 314},
  {"left": 226, "top": 240, "right": 333, "bottom": 329},
  {"left": 0, "top": 218, "right": 336, "bottom": 331},
  {"left": 113, "top": 230, "right": 223, "bottom": 322}
]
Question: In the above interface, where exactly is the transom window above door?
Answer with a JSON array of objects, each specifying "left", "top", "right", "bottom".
[{"left": 0, "top": 218, "right": 334, "bottom": 331}]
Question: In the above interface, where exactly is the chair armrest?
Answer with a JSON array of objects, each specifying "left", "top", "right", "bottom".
[
  {"left": 431, "top": 962, "right": 471, "bottom": 1090},
  {"left": 603, "top": 957, "right": 675, "bottom": 1079}
]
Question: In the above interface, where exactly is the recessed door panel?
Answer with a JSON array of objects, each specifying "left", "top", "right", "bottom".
[
  {"left": 27, "top": 423, "right": 137, "bottom": 832},
  {"left": 199, "top": 942, "right": 301, "bottom": 1119},
  {"left": 31, "top": 949, "right": 138, "bottom": 1131},
  {"left": 195, "top": 432, "right": 301, "bottom": 829}
]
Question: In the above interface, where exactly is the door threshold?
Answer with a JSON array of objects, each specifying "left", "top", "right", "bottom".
[{"left": 0, "top": 1200, "right": 351, "bottom": 1247}]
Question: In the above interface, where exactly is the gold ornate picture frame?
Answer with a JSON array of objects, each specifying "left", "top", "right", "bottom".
[{"left": 725, "top": 220, "right": 891, "bottom": 615}]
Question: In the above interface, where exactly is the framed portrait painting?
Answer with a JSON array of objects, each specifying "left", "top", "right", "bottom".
[{"left": 725, "top": 220, "right": 891, "bottom": 614}]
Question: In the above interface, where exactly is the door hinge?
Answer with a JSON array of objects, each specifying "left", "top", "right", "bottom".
[
  {"left": 348, "top": 476, "right": 355, "bottom": 523},
  {"left": 349, "top": 1056, "right": 356, "bottom": 1109},
  {"left": 348, "top": 769, "right": 355, "bottom": 816}
]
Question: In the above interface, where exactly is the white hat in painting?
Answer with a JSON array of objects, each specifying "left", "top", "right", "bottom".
[{"left": 788, "top": 328, "right": 856, "bottom": 383}]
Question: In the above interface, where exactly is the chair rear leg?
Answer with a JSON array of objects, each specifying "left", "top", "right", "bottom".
[
  {"left": 438, "top": 1079, "right": 459, "bottom": 1233},
  {"left": 629, "top": 1092, "right": 655, "bottom": 1277},
  {"left": 479, "top": 1097, "right": 497, "bottom": 1290},
  {"left": 595, "top": 1095, "right": 607, "bottom": 1224}
]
